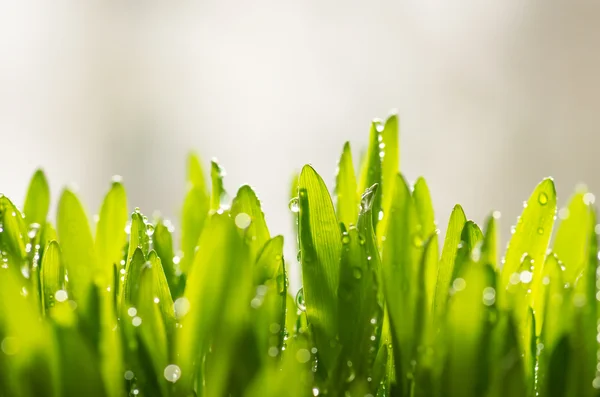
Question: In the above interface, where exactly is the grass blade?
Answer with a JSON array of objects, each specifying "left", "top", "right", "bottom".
[
  {"left": 297, "top": 164, "right": 342, "bottom": 374},
  {"left": 335, "top": 142, "right": 358, "bottom": 227},
  {"left": 57, "top": 189, "right": 97, "bottom": 304},
  {"left": 23, "top": 169, "right": 50, "bottom": 226},
  {"left": 433, "top": 205, "right": 466, "bottom": 320},
  {"left": 95, "top": 180, "right": 128, "bottom": 286}
]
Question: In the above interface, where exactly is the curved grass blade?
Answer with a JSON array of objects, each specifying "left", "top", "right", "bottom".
[
  {"left": 500, "top": 178, "right": 556, "bottom": 309},
  {"left": 335, "top": 142, "right": 358, "bottom": 227},
  {"left": 433, "top": 205, "right": 466, "bottom": 320},
  {"left": 95, "top": 180, "right": 128, "bottom": 286},
  {"left": 297, "top": 164, "right": 342, "bottom": 373},
  {"left": 57, "top": 189, "right": 97, "bottom": 303},
  {"left": 23, "top": 169, "right": 50, "bottom": 226}
]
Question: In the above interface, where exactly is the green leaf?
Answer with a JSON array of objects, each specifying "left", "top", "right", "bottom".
[
  {"left": 433, "top": 205, "right": 466, "bottom": 321},
  {"left": 545, "top": 336, "right": 570, "bottom": 397},
  {"left": 297, "top": 164, "right": 342, "bottom": 373},
  {"left": 57, "top": 189, "right": 97, "bottom": 303},
  {"left": 23, "top": 169, "right": 50, "bottom": 226},
  {"left": 500, "top": 178, "right": 556, "bottom": 308},
  {"left": 40, "top": 241, "right": 64, "bottom": 312},
  {"left": 358, "top": 121, "right": 383, "bottom": 228},
  {"left": 210, "top": 160, "right": 227, "bottom": 211},
  {"left": 95, "top": 181, "right": 128, "bottom": 285},
  {"left": 335, "top": 142, "right": 358, "bottom": 227},
  {"left": 230, "top": 185, "right": 271, "bottom": 261},
  {"left": 553, "top": 191, "right": 594, "bottom": 285}
]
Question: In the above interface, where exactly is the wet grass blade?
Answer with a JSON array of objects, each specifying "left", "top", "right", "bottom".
[
  {"left": 57, "top": 189, "right": 97, "bottom": 304},
  {"left": 95, "top": 180, "right": 128, "bottom": 286},
  {"left": 358, "top": 121, "right": 383, "bottom": 228},
  {"left": 23, "top": 169, "right": 50, "bottom": 226},
  {"left": 210, "top": 160, "right": 227, "bottom": 211},
  {"left": 174, "top": 213, "right": 247, "bottom": 396},
  {"left": 413, "top": 177, "right": 439, "bottom": 309},
  {"left": 297, "top": 164, "right": 342, "bottom": 374},
  {"left": 335, "top": 142, "right": 358, "bottom": 227},
  {"left": 40, "top": 241, "right": 64, "bottom": 313},
  {"left": 231, "top": 185, "right": 270, "bottom": 261},
  {"left": 433, "top": 205, "right": 466, "bottom": 321},
  {"left": 500, "top": 178, "right": 556, "bottom": 310},
  {"left": 381, "top": 173, "right": 419, "bottom": 395}
]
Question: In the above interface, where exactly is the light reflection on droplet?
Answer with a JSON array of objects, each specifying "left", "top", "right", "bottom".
[{"left": 163, "top": 364, "right": 181, "bottom": 383}]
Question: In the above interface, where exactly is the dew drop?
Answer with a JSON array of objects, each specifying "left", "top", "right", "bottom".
[
  {"left": 538, "top": 192, "right": 548, "bottom": 205},
  {"left": 127, "top": 307, "right": 137, "bottom": 317},
  {"left": 341, "top": 233, "right": 350, "bottom": 245},
  {"left": 124, "top": 370, "right": 134, "bottom": 380},
  {"left": 234, "top": 213, "right": 252, "bottom": 229},
  {"left": 352, "top": 267, "right": 363, "bottom": 280},
  {"left": 163, "top": 364, "right": 181, "bottom": 383},
  {"left": 174, "top": 297, "right": 191, "bottom": 319},
  {"left": 111, "top": 175, "right": 123, "bottom": 184},
  {"left": 132, "top": 316, "right": 142, "bottom": 327},
  {"left": 296, "top": 348, "right": 311, "bottom": 363},
  {"left": 537, "top": 227, "right": 544, "bottom": 235},
  {"left": 55, "top": 290, "right": 68, "bottom": 302},
  {"left": 452, "top": 278, "right": 466, "bottom": 291},
  {"left": 145, "top": 223, "right": 155, "bottom": 236},
  {"left": 296, "top": 288, "right": 306, "bottom": 311},
  {"left": 289, "top": 197, "right": 300, "bottom": 213}
]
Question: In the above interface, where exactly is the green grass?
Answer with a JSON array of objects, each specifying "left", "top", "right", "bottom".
[{"left": 0, "top": 112, "right": 598, "bottom": 397}]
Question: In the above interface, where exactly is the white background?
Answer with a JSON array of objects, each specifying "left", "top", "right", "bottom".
[{"left": 1, "top": 1, "right": 599, "bottom": 286}]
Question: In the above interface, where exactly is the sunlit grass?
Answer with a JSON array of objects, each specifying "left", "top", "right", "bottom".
[{"left": 0, "top": 113, "right": 598, "bottom": 396}]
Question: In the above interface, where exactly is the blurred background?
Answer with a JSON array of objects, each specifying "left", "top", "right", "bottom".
[{"left": 1, "top": 1, "right": 599, "bottom": 285}]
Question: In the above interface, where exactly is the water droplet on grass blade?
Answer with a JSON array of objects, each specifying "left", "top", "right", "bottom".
[
  {"left": 538, "top": 192, "right": 548, "bottom": 205},
  {"left": 55, "top": 290, "right": 68, "bottom": 302},
  {"left": 234, "top": 212, "right": 252, "bottom": 229},
  {"left": 164, "top": 364, "right": 181, "bottom": 383},
  {"left": 124, "top": 370, "right": 134, "bottom": 380},
  {"left": 288, "top": 197, "right": 299, "bottom": 213},
  {"left": 174, "top": 297, "right": 190, "bottom": 319},
  {"left": 352, "top": 267, "right": 363, "bottom": 279},
  {"left": 296, "top": 348, "right": 311, "bottom": 363},
  {"left": 296, "top": 288, "right": 306, "bottom": 311}
]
